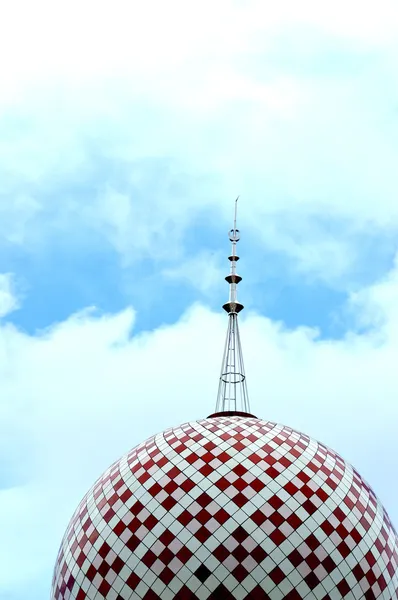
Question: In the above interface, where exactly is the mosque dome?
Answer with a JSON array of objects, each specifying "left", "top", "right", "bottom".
[
  {"left": 52, "top": 199, "right": 398, "bottom": 598},
  {"left": 52, "top": 416, "right": 398, "bottom": 599}
]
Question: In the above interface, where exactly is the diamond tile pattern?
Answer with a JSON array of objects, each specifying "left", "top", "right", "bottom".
[{"left": 52, "top": 417, "right": 398, "bottom": 599}]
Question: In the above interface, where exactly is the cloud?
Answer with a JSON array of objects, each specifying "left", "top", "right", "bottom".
[
  {"left": 162, "top": 251, "right": 225, "bottom": 296},
  {"left": 1, "top": 0, "right": 397, "bottom": 98},
  {"left": 346, "top": 253, "right": 398, "bottom": 334},
  {"left": 1, "top": 256, "right": 398, "bottom": 596},
  {"left": 0, "top": 274, "right": 19, "bottom": 317},
  {"left": 0, "top": 0, "right": 398, "bottom": 215},
  {"left": 1, "top": 0, "right": 398, "bottom": 286}
]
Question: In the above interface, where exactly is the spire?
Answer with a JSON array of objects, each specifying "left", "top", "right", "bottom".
[{"left": 209, "top": 197, "right": 255, "bottom": 418}]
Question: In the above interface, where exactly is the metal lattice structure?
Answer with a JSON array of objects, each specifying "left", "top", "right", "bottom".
[{"left": 214, "top": 198, "right": 251, "bottom": 416}]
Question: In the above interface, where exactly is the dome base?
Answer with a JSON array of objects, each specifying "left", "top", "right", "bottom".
[{"left": 207, "top": 410, "right": 257, "bottom": 418}]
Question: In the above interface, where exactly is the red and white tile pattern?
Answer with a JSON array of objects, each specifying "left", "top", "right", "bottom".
[{"left": 52, "top": 417, "right": 398, "bottom": 599}]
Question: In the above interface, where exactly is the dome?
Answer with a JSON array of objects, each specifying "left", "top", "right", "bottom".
[{"left": 52, "top": 416, "right": 398, "bottom": 599}]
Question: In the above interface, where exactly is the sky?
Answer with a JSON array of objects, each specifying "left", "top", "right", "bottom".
[{"left": 1, "top": 0, "right": 398, "bottom": 597}]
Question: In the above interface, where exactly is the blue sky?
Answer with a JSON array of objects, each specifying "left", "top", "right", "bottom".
[
  {"left": 1, "top": 1, "right": 398, "bottom": 598},
  {"left": 3, "top": 196, "right": 396, "bottom": 339}
]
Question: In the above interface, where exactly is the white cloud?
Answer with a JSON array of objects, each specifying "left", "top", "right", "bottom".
[
  {"left": 1, "top": 0, "right": 398, "bottom": 285},
  {"left": 346, "top": 253, "right": 398, "bottom": 334},
  {"left": 162, "top": 251, "right": 225, "bottom": 295},
  {"left": 0, "top": 274, "right": 19, "bottom": 317},
  {"left": 1, "top": 0, "right": 397, "bottom": 98},
  {"left": 1, "top": 259, "right": 398, "bottom": 595}
]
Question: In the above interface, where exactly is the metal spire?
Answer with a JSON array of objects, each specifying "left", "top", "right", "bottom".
[{"left": 211, "top": 197, "right": 253, "bottom": 417}]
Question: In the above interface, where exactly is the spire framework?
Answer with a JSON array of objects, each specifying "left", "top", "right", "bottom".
[
  {"left": 212, "top": 198, "right": 253, "bottom": 417},
  {"left": 215, "top": 311, "right": 250, "bottom": 414}
]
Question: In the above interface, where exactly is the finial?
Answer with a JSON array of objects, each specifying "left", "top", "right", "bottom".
[
  {"left": 233, "top": 195, "right": 239, "bottom": 235},
  {"left": 209, "top": 197, "right": 254, "bottom": 418},
  {"left": 223, "top": 196, "right": 243, "bottom": 315}
]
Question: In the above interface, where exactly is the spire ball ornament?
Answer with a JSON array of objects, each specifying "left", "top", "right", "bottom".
[
  {"left": 229, "top": 228, "right": 240, "bottom": 242},
  {"left": 52, "top": 199, "right": 398, "bottom": 599}
]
